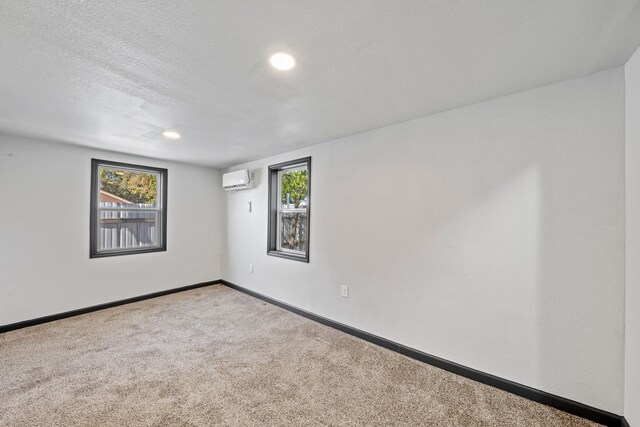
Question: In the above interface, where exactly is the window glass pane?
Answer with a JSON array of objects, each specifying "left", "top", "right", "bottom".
[
  {"left": 91, "top": 160, "right": 166, "bottom": 257},
  {"left": 277, "top": 165, "right": 308, "bottom": 253},
  {"left": 99, "top": 210, "right": 160, "bottom": 251},
  {"left": 99, "top": 167, "right": 159, "bottom": 208},
  {"left": 279, "top": 211, "right": 307, "bottom": 253},
  {"left": 280, "top": 167, "right": 308, "bottom": 209},
  {"left": 268, "top": 157, "right": 310, "bottom": 262}
]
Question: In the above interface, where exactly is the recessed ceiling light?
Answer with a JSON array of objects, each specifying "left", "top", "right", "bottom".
[
  {"left": 270, "top": 52, "right": 296, "bottom": 71},
  {"left": 162, "top": 130, "right": 181, "bottom": 140}
]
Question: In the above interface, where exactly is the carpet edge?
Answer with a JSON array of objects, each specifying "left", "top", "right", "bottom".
[
  {"left": 221, "top": 279, "right": 624, "bottom": 427},
  {"left": 0, "top": 280, "right": 222, "bottom": 333}
]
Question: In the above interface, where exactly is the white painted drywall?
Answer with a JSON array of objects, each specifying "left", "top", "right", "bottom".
[
  {"left": 0, "top": 134, "right": 223, "bottom": 325},
  {"left": 223, "top": 68, "right": 626, "bottom": 413},
  {"left": 625, "top": 45, "right": 640, "bottom": 426}
]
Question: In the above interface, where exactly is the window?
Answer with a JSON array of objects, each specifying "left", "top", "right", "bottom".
[
  {"left": 268, "top": 157, "right": 311, "bottom": 262},
  {"left": 90, "top": 159, "right": 167, "bottom": 258}
]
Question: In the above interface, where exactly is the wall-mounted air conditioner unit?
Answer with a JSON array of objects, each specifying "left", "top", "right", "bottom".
[{"left": 223, "top": 169, "right": 255, "bottom": 191}]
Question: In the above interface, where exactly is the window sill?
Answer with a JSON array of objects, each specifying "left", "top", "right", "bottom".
[
  {"left": 90, "top": 247, "right": 166, "bottom": 258},
  {"left": 267, "top": 250, "right": 309, "bottom": 263}
]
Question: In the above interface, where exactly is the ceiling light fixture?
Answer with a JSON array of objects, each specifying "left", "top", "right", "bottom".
[
  {"left": 270, "top": 52, "right": 296, "bottom": 71},
  {"left": 162, "top": 130, "right": 181, "bottom": 140}
]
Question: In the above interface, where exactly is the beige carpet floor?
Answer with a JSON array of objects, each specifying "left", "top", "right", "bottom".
[{"left": 0, "top": 285, "right": 600, "bottom": 426}]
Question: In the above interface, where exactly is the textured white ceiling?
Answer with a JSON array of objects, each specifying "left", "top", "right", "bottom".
[{"left": 1, "top": 1, "right": 640, "bottom": 168}]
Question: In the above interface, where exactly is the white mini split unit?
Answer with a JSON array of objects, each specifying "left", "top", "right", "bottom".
[{"left": 223, "top": 169, "right": 255, "bottom": 191}]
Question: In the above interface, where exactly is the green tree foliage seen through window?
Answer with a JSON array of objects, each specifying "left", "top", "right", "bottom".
[
  {"left": 280, "top": 169, "right": 308, "bottom": 250},
  {"left": 281, "top": 169, "right": 308, "bottom": 208},
  {"left": 100, "top": 169, "right": 157, "bottom": 204}
]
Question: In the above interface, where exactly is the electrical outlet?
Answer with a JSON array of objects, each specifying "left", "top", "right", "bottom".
[
  {"left": 341, "top": 285, "right": 349, "bottom": 298},
  {"left": 249, "top": 264, "right": 254, "bottom": 273}
]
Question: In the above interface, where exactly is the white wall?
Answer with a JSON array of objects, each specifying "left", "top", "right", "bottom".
[
  {"left": 625, "top": 45, "right": 640, "bottom": 426},
  {"left": 0, "top": 134, "right": 223, "bottom": 325},
  {"left": 223, "top": 68, "right": 626, "bottom": 413}
]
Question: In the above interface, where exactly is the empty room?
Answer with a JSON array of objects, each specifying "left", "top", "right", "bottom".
[{"left": 1, "top": 1, "right": 640, "bottom": 426}]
